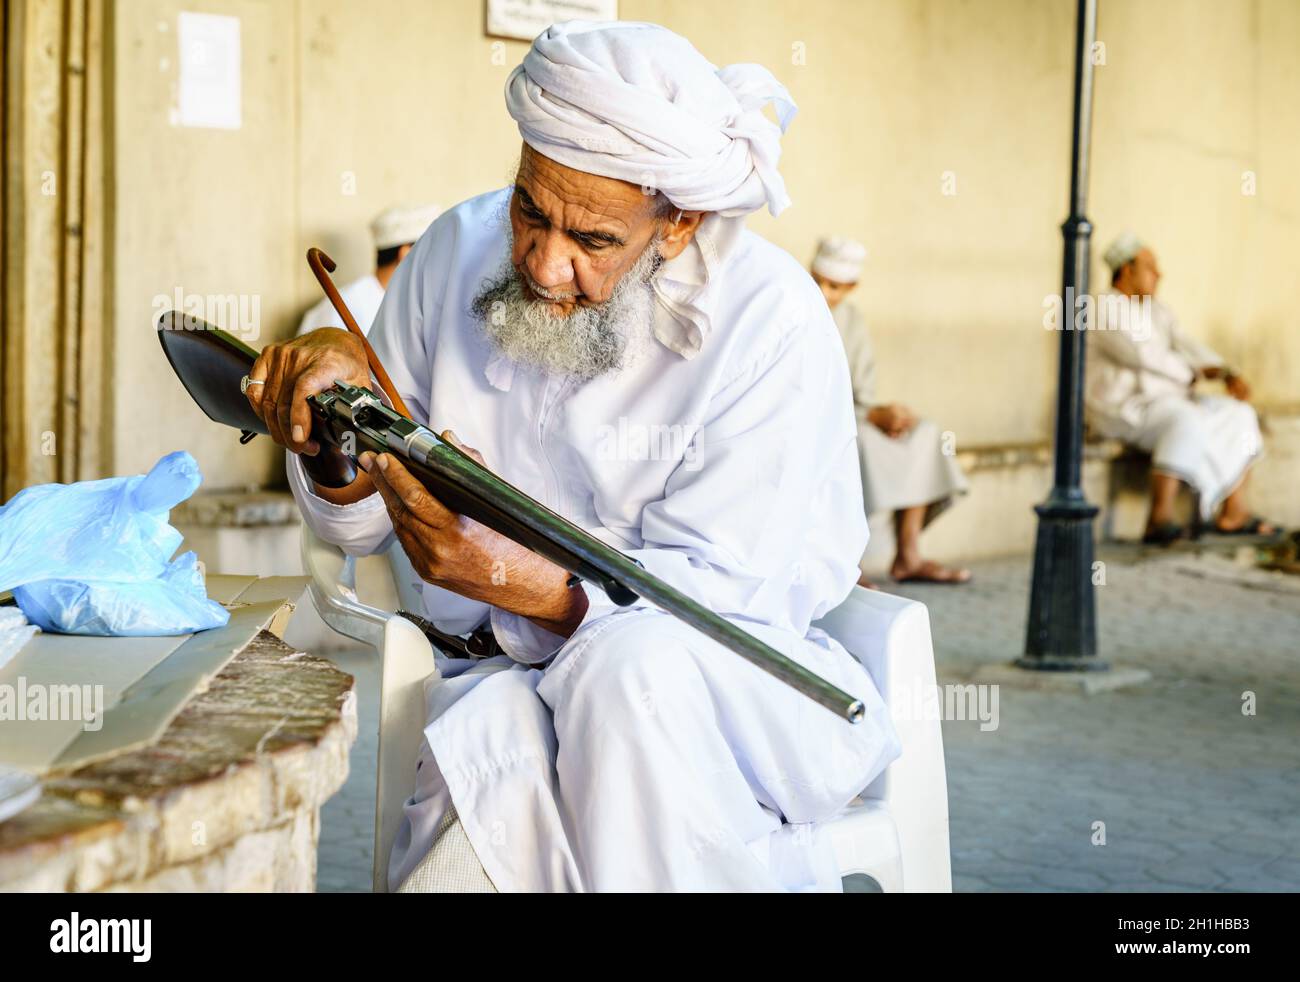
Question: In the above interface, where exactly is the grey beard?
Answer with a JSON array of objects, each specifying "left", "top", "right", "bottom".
[{"left": 471, "top": 237, "right": 662, "bottom": 381}]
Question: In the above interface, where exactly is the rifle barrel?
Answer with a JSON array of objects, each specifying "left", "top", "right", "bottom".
[{"left": 311, "top": 382, "right": 866, "bottom": 723}]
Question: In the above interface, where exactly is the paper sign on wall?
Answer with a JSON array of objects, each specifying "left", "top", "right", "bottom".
[
  {"left": 486, "top": 0, "right": 618, "bottom": 43},
  {"left": 176, "top": 12, "right": 241, "bottom": 130}
]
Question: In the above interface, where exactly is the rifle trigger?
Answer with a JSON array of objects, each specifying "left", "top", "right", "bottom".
[{"left": 239, "top": 430, "right": 257, "bottom": 445}]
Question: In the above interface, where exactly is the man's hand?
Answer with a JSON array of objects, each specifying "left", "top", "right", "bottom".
[
  {"left": 1225, "top": 373, "right": 1251, "bottom": 401},
  {"left": 1200, "top": 365, "right": 1251, "bottom": 401},
  {"left": 244, "top": 328, "right": 372, "bottom": 455},
  {"left": 867, "top": 403, "right": 917, "bottom": 439},
  {"left": 362, "top": 434, "right": 589, "bottom": 639}
]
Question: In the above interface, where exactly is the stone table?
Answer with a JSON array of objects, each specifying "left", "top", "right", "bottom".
[{"left": 0, "top": 631, "right": 356, "bottom": 892}]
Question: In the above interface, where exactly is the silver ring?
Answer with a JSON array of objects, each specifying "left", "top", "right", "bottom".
[{"left": 240, "top": 375, "right": 265, "bottom": 394}]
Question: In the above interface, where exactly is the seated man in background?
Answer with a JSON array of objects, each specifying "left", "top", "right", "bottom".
[
  {"left": 1087, "top": 232, "right": 1277, "bottom": 544},
  {"left": 813, "top": 237, "right": 970, "bottom": 585},
  {"left": 297, "top": 203, "right": 441, "bottom": 336},
  {"left": 249, "top": 21, "right": 898, "bottom": 892}
]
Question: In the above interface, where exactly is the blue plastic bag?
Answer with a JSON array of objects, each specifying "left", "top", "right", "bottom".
[{"left": 0, "top": 451, "right": 229, "bottom": 636}]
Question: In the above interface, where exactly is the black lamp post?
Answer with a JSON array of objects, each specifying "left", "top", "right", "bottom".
[{"left": 1020, "top": 0, "right": 1107, "bottom": 671}]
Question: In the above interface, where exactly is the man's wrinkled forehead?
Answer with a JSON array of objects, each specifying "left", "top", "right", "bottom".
[{"left": 514, "top": 145, "right": 659, "bottom": 238}]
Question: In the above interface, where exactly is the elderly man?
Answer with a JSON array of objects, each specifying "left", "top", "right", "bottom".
[
  {"left": 247, "top": 21, "right": 897, "bottom": 892},
  {"left": 1088, "top": 233, "right": 1276, "bottom": 544},
  {"left": 813, "top": 238, "right": 970, "bottom": 585},
  {"left": 297, "top": 203, "right": 441, "bottom": 337}
]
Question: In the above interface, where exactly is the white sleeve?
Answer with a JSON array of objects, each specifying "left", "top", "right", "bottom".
[
  {"left": 843, "top": 306, "right": 877, "bottom": 411},
  {"left": 289, "top": 449, "right": 493, "bottom": 636},
  {"left": 1167, "top": 316, "right": 1225, "bottom": 371},
  {"left": 286, "top": 451, "right": 393, "bottom": 557},
  {"left": 493, "top": 315, "right": 867, "bottom": 665},
  {"left": 1090, "top": 320, "right": 1154, "bottom": 373},
  {"left": 1093, "top": 300, "right": 1196, "bottom": 384},
  {"left": 488, "top": 607, "right": 569, "bottom": 665}
]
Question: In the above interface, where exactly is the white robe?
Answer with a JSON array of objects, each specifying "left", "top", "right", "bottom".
[
  {"left": 1086, "top": 292, "right": 1262, "bottom": 521},
  {"left": 296, "top": 273, "right": 385, "bottom": 337},
  {"left": 833, "top": 303, "right": 968, "bottom": 524},
  {"left": 288, "top": 187, "right": 900, "bottom": 891}
]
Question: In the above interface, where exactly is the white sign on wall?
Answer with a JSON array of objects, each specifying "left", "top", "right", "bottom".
[
  {"left": 486, "top": 0, "right": 618, "bottom": 43},
  {"left": 175, "top": 12, "right": 241, "bottom": 130}
]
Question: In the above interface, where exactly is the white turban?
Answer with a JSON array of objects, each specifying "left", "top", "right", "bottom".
[
  {"left": 812, "top": 236, "right": 867, "bottom": 284},
  {"left": 504, "top": 20, "right": 796, "bottom": 218},
  {"left": 1103, "top": 231, "right": 1144, "bottom": 273},
  {"left": 371, "top": 203, "right": 442, "bottom": 250}
]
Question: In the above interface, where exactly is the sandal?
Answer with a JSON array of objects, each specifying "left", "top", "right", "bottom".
[
  {"left": 891, "top": 560, "right": 972, "bottom": 584},
  {"left": 1212, "top": 516, "right": 1281, "bottom": 538},
  {"left": 1142, "top": 522, "right": 1185, "bottom": 546}
]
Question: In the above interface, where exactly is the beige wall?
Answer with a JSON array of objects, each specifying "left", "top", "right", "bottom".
[
  {"left": 106, "top": 0, "right": 1300, "bottom": 489},
  {"left": 1092, "top": 0, "right": 1300, "bottom": 407},
  {"left": 112, "top": 0, "right": 297, "bottom": 488}
]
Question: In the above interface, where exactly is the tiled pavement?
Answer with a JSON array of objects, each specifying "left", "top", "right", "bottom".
[
  {"left": 316, "top": 545, "right": 1300, "bottom": 892},
  {"left": 891, "top": 546, "right": 1300, "bottom": 893},
  {"left": 315, "top": 644, "right": 380, "bottom": 893}
]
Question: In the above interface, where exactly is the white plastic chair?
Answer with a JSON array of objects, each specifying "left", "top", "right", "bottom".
[
  {"left": 300, "top": 528, "right": 436, "bottom": 894},
  {"left": 814, "top": 588, "right": 953, "bottom": 892},
  {"left": 301, "top": 525, "right": 952, "bottom": 893}
]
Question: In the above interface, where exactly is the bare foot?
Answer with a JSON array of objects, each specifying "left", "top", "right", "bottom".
[
  {"left": 890, "top": 558, "right": 972, "bottom": 584},
  {"left": 856, "top": 572, "right": 880, "bottom": 590}
]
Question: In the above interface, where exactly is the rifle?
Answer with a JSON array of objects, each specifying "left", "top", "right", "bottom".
[{"left": 155, "top": 310, "right": 866, "bottom": 723}]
